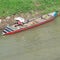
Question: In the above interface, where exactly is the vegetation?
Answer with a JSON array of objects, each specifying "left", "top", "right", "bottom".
[{"left": 0, "top": 0, "right": 60, "bottom": 17}]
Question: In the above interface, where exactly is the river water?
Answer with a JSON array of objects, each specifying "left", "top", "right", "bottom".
[{"left": 0, "top": 17, "right": 60, "bottom": 60}]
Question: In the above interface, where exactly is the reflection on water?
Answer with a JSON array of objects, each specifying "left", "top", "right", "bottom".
[{"left": 0, "top": 17, "right": 60, "bottom": 60}]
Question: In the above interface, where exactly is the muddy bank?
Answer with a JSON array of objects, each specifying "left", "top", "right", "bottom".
[
  {"left": 0, "top": 11, "right": 41, "bottom": 30},
  {"left": 0, "top": 11, "right": 60, "bottom": 31}
]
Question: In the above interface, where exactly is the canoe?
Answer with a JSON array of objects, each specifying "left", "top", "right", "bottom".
[{"left": 2, "top": 12, "right": 57, "bottom": 35}]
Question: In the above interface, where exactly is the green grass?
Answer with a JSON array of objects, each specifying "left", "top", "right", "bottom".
[{"left": 0, "top": 0, "right": 60, "bottom": 17}]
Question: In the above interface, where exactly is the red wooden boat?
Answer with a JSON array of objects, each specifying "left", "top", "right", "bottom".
[{"left": 2, "top": 12, "right": 57, "bottom": 35}]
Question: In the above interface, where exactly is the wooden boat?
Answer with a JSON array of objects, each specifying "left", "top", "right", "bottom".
[{"left": 2, "top": 12, "right": 57, "bottom": 35}]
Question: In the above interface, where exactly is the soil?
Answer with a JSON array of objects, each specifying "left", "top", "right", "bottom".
[
  {"left": 0, "top": 11, "right": 60, "bottom": 31},
  {"left": 0, "top": 11, "right": 41, "bottom": 30}
]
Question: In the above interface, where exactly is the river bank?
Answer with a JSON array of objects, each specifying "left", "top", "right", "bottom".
[
  {"left": 0, "top": 10, "right": 43, "bottom": 30},
  {"left": 0, "top": 0, "right": 60, "bottom": 30}
]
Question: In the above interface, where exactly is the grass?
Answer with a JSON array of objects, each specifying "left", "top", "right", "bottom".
[{"left": 0, "top": 0, "right": 60, "bottom": 17}]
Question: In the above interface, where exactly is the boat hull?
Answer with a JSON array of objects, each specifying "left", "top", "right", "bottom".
[{"left": 3, "top": 16, "right": 55, "bottom": 35}]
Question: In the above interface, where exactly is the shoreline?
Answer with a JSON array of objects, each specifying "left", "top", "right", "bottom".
[
  {"left": 0, "top": 11, "right": 41, "bottom": 30},
  {"left": 0, "top": 11, "right": 60, "bottom": 31}
]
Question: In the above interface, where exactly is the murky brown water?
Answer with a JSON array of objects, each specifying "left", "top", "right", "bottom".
[{"left": 0, "top": 17, "right": 60, "bottom": 60}]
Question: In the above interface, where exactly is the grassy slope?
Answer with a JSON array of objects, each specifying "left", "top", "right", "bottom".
[{"left": 0, "top": 0, "right": 60, "bottom": 17}]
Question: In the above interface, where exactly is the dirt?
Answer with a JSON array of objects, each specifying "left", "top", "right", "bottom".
[
  {"left": 0, "top": 11, "right": 60, "bottom": 31},
  {"left": 0, "top": 11, "right": 41, "bottom": 30}
]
